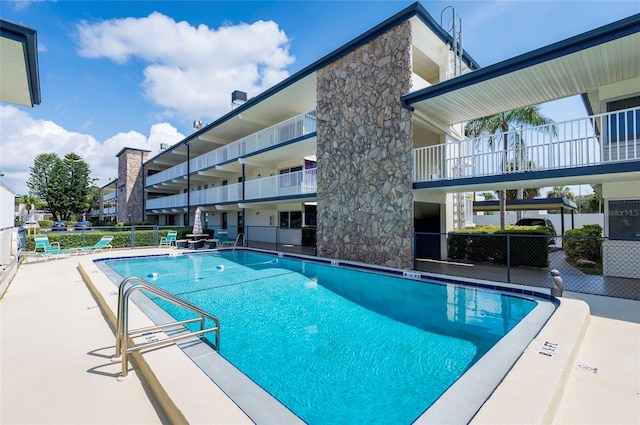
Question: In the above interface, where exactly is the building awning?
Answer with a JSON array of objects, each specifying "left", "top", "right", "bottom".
[
  {"left": 0, "top": 19, "right": 41, "bottom": 107},
  {"left": 401, "top": 14, "right": 640, "bottom": 126},
  {"left": 473, "top": 197, "right": 578, "bottom": 212}
]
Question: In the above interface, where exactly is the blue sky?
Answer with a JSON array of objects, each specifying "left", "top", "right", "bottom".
[{"left": 1, "top": 0, "right": 639, "bottom": 195}]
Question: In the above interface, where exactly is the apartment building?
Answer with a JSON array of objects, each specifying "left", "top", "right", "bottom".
[{"left": 100, "top": 2, "right": 639, "bottom": 276}]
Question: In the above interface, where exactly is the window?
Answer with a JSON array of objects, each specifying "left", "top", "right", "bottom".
[
  {"left": 280, "top": 211, "right": 303, "bottom": 228},
  {"left": 304, "top": 204, "right": 317, "bottom": 226}
]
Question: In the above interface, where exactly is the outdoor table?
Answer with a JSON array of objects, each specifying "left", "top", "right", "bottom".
[{"left": 186, "top": 234, "right": 208, "bottom": 249}]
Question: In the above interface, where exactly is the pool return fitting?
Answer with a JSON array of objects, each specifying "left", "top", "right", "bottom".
[{"left": 112, "top": 276, "right": 220, "bottom": 380}]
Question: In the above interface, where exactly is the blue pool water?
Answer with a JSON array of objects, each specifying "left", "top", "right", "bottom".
[{"left": 105, "top": 251, "right": 538, "bottom": 424}]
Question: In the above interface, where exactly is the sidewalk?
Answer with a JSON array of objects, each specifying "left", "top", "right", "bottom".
[{"left": 0, "top": 253, "right": 166, "bottom": 424}]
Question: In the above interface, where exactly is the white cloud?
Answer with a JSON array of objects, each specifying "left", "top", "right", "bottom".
[
  {"left": 0, "top": 105, "right": 184, "bottom": 195},
  {"left": 76, "top": 13, "right": 294, "bottom": 122}
]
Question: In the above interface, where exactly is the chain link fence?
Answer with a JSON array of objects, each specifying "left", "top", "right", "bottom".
[{"left": 415, "top": 232, "right": 640, "bottom": 300}]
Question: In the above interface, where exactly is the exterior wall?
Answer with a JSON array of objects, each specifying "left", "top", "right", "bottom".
[
  {"left": 316, "top": 22, "right": 414, "bottom": 268},
  {"left": 474, "top": 213, "right": 605, "bottom": 233},
  {"left": 0, "top": 182, "right": 18, "bottom": 295},
  {"left": 117, "top": 149, "right": 149, "bottom": 223}
]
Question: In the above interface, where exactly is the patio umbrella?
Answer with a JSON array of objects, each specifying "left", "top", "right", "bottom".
[{"left": 193, "top": 207, "right": 203, "bottom": 235}]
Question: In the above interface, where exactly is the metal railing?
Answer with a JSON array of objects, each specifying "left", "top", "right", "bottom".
[
  {"left": 245, "top": 168, "right": 317, "bottom": 200},
  {"left": 146, "top": 110, "right": 317, "bottom": 187},
  {"left": 413, "top": 106, "right": 640, "bottom": 182},
  {"left": 112, "top": 276, "right": 220, "bottom": 379}
]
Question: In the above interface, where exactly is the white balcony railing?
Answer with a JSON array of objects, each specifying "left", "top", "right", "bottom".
[
  {"left": 146, "top": 183, "right": 244, "bottom": 210},
  {"left": 245, "top": 168, "right": 317, "bottom": 200},
  {"left": 146, "top": 163, "right": 188, "bottom": 187},
  {"left": 103, "top": 191, "right": 117, "bottom": 201},
  {"left": 413, "top": 106, "right": 640, "bottom": 182},
  {"left": 146, "top": 110, "right": 317, "bottom": 187},
  {"left": 146, "top": 193, "right": 188, "bottom": 210}
]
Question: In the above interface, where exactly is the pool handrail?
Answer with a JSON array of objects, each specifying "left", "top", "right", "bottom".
[{"left": 112, "top": 276, "right": 220, "bottom": 379}]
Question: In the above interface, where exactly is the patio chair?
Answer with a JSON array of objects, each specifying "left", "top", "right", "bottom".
[
  {"left": 216, "top": 231, "right": 235, "bottom": 247},
  {"left": 159, "top": 231, "right": 177, "bottom": 248},
  {"left": 78, "top": 235, "right": 114, "bottom": 253},
  {"left": 30, "top": 235, "right": 78, "bottom": 261}
]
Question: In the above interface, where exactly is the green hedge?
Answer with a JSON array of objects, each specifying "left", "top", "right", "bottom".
[
  {"left": 563, "top": 224, "right": 603, "bottom": 263},
  {"left": 24, "top": 229, "right": 176, "bottom": 251},
  {"left": 447, "top": 225, "right": 552, "bottom": 267}
]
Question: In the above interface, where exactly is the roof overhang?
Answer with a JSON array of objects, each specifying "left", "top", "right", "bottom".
[
  {"left": 402, "top": 13, "right": 640, "bottom": 126},
  {"left": 473, "top": 197, "right": 578, "bottom": 212},
  {"left": 0, "top": 19, "right": 41, "bottom": 107}
]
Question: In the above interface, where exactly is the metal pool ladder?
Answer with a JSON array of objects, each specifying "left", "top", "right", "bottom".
[
  {"left": 232, "top": 233, "right": 244, "bottom": 252},
  {"left": 112, "top": 276, "right": 220, "bottom": 380}
]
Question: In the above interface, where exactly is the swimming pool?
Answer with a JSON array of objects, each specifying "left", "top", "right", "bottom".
[{"left": 101, "top": 250, "right": 555, "bottom": 424}]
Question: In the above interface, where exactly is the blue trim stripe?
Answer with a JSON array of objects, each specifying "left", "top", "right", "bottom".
[
  {"left": 414, "top": 161, "right": 640, "bottom": 190},
  {"left": 402, "top": 13, "right": 640, "bottom": 107}
]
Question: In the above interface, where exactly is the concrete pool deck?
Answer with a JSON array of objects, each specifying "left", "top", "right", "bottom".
[{"left": 1, "top": 248, "right": 639, "bottom": 424}]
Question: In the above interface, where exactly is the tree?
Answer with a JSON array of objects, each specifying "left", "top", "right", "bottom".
[
  {"left": 18, "top": 194, "right": 45, "bottom": 220},
  {"left": 465, "top": 106, "right": 556, "bottom": 229},
  {"left": 27, "top": 153, "right": 92, "bottom": 221},
  {"left": 506, "top": 188, "right": 540, "bottom": 200},
  {"left": 547, "top": 185, "right": 575, "bottom": 201},
  {"left": 479, "top": 192, "right": 496, "bottom": 200}
]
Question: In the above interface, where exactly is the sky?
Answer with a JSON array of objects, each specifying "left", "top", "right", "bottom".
[{"left": 1, "top": 0, "right": 639, "bottom": 196}]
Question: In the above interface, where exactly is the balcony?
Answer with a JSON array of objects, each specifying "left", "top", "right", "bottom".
[
  {"left": 146, "top": 110, "right": 317, "bottom": 187},
  {"left": 413, "top": 106, "right": 639, "bottom": 183},
  {"left": 146, "top": 163, "right": 188, "bottom": 187},
  {"left": 245, "top": 168, "right": 317, "bottom": 201},
  {"left": 145, "top": 170, "right": 317, "bottom": 211},
  {"left": 103, "top": 191, "right": 117, "bottom": 201}
]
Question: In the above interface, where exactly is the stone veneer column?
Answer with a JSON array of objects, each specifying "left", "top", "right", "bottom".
[
  {"left": 116, "top": 148, "right": 149, "bottom": 223},
  {"left": 316, "top": 22, "right": 414, "bottom": 269}
]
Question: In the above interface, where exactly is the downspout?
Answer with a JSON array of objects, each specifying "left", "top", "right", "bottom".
[
  {"left": 141, "top": 150, "right": 145, "bottom": 222},
  {"left": 187, "top": 142, "right": 191, "bottom": 226},
  {"left": 242, "top": 163, "right": 246, "bottom": 241}
]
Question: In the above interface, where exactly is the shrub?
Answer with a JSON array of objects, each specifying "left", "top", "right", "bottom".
[
  {"left": 447, "top": 225, "right": 550, "bottom": 267},
  {"left": 563, "top": 225, "right": 603, "bottom": 263}
]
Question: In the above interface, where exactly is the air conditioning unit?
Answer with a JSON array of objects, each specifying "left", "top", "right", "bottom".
[{"left": 160, "top": 143, "right": 169, "bottom": 150}]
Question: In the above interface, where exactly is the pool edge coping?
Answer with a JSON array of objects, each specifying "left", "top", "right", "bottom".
[{"left": 80, "top": 248, "right": 589, "bottom": 425}]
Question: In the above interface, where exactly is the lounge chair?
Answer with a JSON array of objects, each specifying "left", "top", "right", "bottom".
[
  {"left": 216, "top": 231, "right": 235, "bottom": 247},
  {"left": 159, "top": 231, "right": 177, "bottom": 248},
  {"left": 30, "top": 235, "right": 78, "bottom": 261},
  {"left": 78, "top": 236, "right": 114, "bottom": 253}
]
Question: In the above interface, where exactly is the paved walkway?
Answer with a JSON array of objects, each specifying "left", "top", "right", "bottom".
[
  {"left": 1, "top": 253, "right": 166, "bottom": 425},
  {"left": 1, "top": 249, "right": 639, "bottom": 424}
]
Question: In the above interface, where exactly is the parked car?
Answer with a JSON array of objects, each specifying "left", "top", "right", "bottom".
[
  {"left": 51, "top": 221, "right": 67, "bottom": 231},
  {"left": 22, "top": 220, "right": 39, "bottom": 230},
  {"left": 75, "top": 221, "right": 92, "bottom": 230},
  {"left": 514, "top": 217, "right": 556, "bottom": 233},
  {"left": 514, "top": 217, "right": 558, "bottom": 245}
]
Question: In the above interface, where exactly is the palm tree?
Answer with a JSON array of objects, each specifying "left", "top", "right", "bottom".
[
  {"left": 546, "top": 186, "right": 575, "bottom": 201},
  {"left": 465, "top": 106, "right": 556, "bottom": 229},
  {"left": 19, "top": 194, "right": 44, "bottom": 221}
]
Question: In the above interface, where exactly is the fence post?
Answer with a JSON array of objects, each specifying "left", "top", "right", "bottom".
[
  {"left": 130, "top": 226, "right": 135, "bottom": 249},
  {"left": 154, "top": 224, "right": 158, "bottom": 247},
  {"left": 506, "top": 233, "right": 511, "bottom": 283}
]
